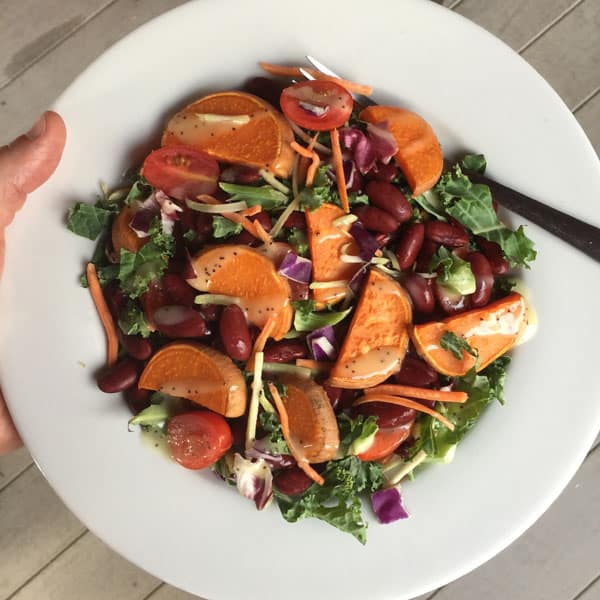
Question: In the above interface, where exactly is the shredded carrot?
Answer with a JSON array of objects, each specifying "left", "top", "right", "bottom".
[
  {"left": 268, "top": 382, "right": 324, "bottom": 486},
  {"left": 287, "top": 119, "right": 332, "bottom": 155},
  {"left": 329, "top": 128, "right": 349, "bottom": 213},
  {"left": 295, "top": 359, "right": 332, "bottom": 373},
  {"left": 291, "top": 141, "right": 314, "bottom": 159},
  {"left": 354, "top": 394, "right": 455, "bottom": 431},
  {"left": 291, "top": 138, "right": 321, "bottom": 188},
  {"left": 195, "top": 194, "right": 259, "bottom": 238},
  {"left": 238, "top": 205, "right": 262, "bottom": 218},
  {"left": 253, "top": 220, "right": 272, "bottom": 244},
  {"left": 259, "top": 62, "right": 373, "bottom": 96},
  {"left": 246, "top": 314, "right": 277, "bottom": 372},
  {"left": 364, "top": 384, "right": 468, "bottom": 404},
  {"left": 86, "top": 263, "right": 118, "bottom": 367}
]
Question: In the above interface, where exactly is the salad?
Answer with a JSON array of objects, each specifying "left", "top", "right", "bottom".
[{"left": 67, "top": 61, "right": 536, "bottom": 543}]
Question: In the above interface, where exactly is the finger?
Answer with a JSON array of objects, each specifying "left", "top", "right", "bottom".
[
  {"left": 0, "top": 111, "right": 67, "bottom": 230},
  {"left": 0, "top": 388, "right": 22, "bottom": 455}
]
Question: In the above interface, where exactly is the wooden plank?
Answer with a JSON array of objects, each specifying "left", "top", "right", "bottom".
[
  {"left": 428, "top": 446, "right": 600, "bottom": 600},
  {"left": 0, "top": 467, "right": 85, "bottom": 598},
  {"left": 0, "top": 447, "right": 32, "bottom": 492},
  {"left": 0, "top": 0, "right": 188, "bottom": 143},
  {"left": 521, "top": 0, "right": 600, "bottom": 109},
  {"left": 575, "top": 91, "right": 600, "bottom": 154},
  {"left": 0, "top": 0, "right": 112, "bottom": 89},
  {"left": 11, "top": 532, "right": 160, "bottom": 600},
  {"left": 576, "top": 576, "right": 600, "bottom": 600},
  {"left": 454, "top": 0, "right": 573, "bottom": 50},
  {"left": 146, "top": 584, "right": 203, "bottom": 600}
]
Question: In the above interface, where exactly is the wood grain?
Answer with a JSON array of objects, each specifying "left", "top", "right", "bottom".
[
  {"left": 0, "top": 447, "right": 32, "bottom": 492},
  {"left": 575, "top": 91, "right": 600, "bottom": 153}
]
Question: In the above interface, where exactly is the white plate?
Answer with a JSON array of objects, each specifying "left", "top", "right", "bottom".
[{"left": 1, "top": 1, "right": 599, "bottom": 598}]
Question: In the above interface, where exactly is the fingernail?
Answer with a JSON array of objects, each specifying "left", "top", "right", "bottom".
[{"left": 25, "top": 113, "right": 47, "bottom": 140}]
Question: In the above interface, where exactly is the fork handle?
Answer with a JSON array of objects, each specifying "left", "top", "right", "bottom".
[{"left": 470, "top": 173, "right": 600, "bottom": 263}]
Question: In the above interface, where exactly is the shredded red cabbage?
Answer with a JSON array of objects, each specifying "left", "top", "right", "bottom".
[
  {"left": 366, "top": 121, "right": 398, "bottom": 164},
  {"left": 350, "top": 221, "right": 379, "bottom": 261},
  {"left": 233, "top": 453, "right": 273, "bottom": 510},
  {"left": 278, "top": 252, "right": 312, "bottom": 284},
  {"left": 306, "top": 325, "right": 337, "bottom": 361},
  {"left": 246, "top": 440, "right": 295, "bottom": 469},
  {"left": 371, "top": 487, "right": 409, "bottom": 524}
]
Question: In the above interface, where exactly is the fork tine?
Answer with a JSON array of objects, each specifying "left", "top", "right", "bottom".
[{"left": 305, "top": 55, "right": 339, "bottom": 78}]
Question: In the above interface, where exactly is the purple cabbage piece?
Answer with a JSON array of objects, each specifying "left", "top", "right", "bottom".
[
  {"left": 349, "top": 221, "right": 379, "bottom": 261},
  {"left": 371, "top": 487, "right": 409, "bottom": 524},
  {"left": 278, "top": 252, "right": 313, "bottom": 284},
  {"left": 246, "top": 439, "right": 295, "bottom": 469},
  {"left": 339, "top": 127, "right": 377, "bottom": 174},
  {"left": 348, "top": 264, "right": 368, "bottom": 295},
  {"left": 306, "top": 325, "right": 337, "bottom": 361},
  {"left": 298, "top": 101, "right": 330, "bottom": 117},
  {"left": 366, "top": 121, "right": 398, "bottom": 165},
  {"left": 233, "top": 453, "right": 273, "bottom": 511},
  {"left": 129, "top": 209, "right": 155, "bottom": 238}
]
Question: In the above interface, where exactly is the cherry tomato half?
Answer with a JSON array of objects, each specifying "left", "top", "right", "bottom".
[
  {"left": 357, "top": 424, "right": 413, "bottom": 462},
  {"left": 280, "top": 80, "right": 353, "bottom": 131},
  {"left": 142, "top": 145, "right": 219, "bottom": 201},
  {"left": 167, "top": 411, "right": 232, "bottom": 470}
]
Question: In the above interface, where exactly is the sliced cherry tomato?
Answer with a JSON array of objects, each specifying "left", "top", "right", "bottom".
[
  {"left": 280, "top": 81, "right": 353, "bottom": 131},
  {"left": 142, "top": 145, "right": 219, "bottom": 201},
  {"left": 357, "top": 424, "right": 413, "bottom": 462},
  {"left": 167, "top": 411, "right": 232, "bottom": 470}
]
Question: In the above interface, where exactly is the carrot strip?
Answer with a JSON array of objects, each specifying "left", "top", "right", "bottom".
[
  {"left": 291, "top": 141, "right": 314, "bottom": 159},
  {"left": 195, "top": 194, "right": 259, "bottom": 237},
  {"left": 246, "top": 314, "right": 278, "bottom": 372},
  {"left": 295, "top": 359, "right": 332, "bottom": 373},
  {"left": 329, "top": 128, "right": 349, "bottom": 213},
  {"left": 364, "top": 384, "right": 468, "bottom": 404},
  {"left": 259, "top": 62, "right": 373, "bottom": 96},
  {"left": 253, "top": 220, "right": 272, "bottom": 244},
  {"left": 238, "top": 205, "right": 262, "bottom": 217},
  {"left": 287, "top": 119, "right": 332, "bottom": 155},
  {"left": 291, "top": 138, "right": 321, "bottom": 188},
  {"left": 86, "top": 263, "right": 119, "bottom": 367},
  {"left": 268, "top": 382, "right": 324, "bottom": 486},
  {"left": 354, "top": 394, "right": 455, "bottom": 431}
]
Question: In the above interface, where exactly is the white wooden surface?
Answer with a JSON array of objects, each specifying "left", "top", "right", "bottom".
[{"left": 0, "top": 1, "right": 598, "bottom": 599}]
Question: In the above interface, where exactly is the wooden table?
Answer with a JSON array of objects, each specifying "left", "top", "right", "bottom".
[{"left": 0, "top": 1, "right": 598, "bottom": 599}]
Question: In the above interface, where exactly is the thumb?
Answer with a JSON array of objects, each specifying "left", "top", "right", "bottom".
[{"left": 0, "top": 110, "right": 66, "bottom": 275}]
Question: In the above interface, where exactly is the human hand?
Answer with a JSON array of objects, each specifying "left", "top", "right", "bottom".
[{"left": 0, "top": 111, "right": 66, "bottom": 454}]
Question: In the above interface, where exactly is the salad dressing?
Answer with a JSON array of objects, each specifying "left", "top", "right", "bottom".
[{"left": 335, "top": 346, "right": 403, "bottom": 383}]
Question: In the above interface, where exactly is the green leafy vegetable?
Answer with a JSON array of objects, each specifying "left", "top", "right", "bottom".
[
  {"left": 461, "top": 153, "right": 487, "bottom": 174},
  {"left": 292, "top": 300, "right": 352, "bottom": 332},
  {"left": 67, "top": 203, "right": 115, "bottom": 240},
  {"left": 429, "top": 247, "right": 476, "bottom": 295},
  {"left": 286, "top": 227, "right": 309, "bottom": 257},
  {"left": 123, "top": 176, "right": 153, "bottom": 205},
  {"left": 299, "top": 165, "right": 368, "bottom": 211},
  {"left": 493, "top": 276, "right": 517, "bottom": 298},
  {"left": 436, "top": 165, "right": 536, "bottom": 268},
  {"left": 440, "top": 331, "right": 478, "bottom": 360},
  {"left": 212, "top": 216, "right": 243, "bottom": 239},
  {"left": 219, "top": 182, "right": 288, "bottom": 210},
  {"left": 413, "top": 189, "right": 447, "bottom": 221},
  {"left": 338, "top": 413, "right": 379, "bottom": 456},
  {"left": 128, "top": 403, "right": 169, "bottom": 430},
  {"left": 183, "top": 229, "right": 197, "bottom": 242},
  {"left": 258, "top": 410, "right": 290, "bottom": 455},
  {"left": 80, "top": 264, "right": 119, "bottom": 288},
  {"left": 118, "top": 301, "right": 151, "bottom": 338},
  {"left": 275, "top": 456, "right": 383, "bottom": 544}
]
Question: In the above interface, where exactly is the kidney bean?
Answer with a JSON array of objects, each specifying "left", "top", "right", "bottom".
[
  {"left": 219, "top": 304, "right": 252, "bottom": 361},
  {"left": 263, "top": 340, "right": 307, "bottom": 363},
  {"left": 434, "top": 280, "right": 471, "bottom": 315},
  {"left": 354, "top": 402, "right": 416, "bottom": 429},
  {"left": 250, "top": 211, "right": 272, "bottom": 232},
  {"left": 396, "top": 223, "right": 425, "bottom": 270},
  {"left": 125, "top": 387, "right": 151, "bottom": 415},
  {"left": 97, "top": 358, "right": 140, "bottom": 393},
  {"left": 424, "top": 221, "right": 469, "bottom": 247},
  {"left": 283, "top": 211, "right": 307, "bottom": 230},
  {"left": 287, "top": 280, "right": 309, "bottom": 301},
  {"left": 154, "top": 306, "right": 208, "bottom": 338},
  {"left": 365, "top": 181, "right": 411, "bottom": 223},
  {"left": 103, "top": 281, "right": 127, "bottom": 320},
  {"left": 229, "top": 230, "right": 255, "bottom": 245},
  {"left": 366, "top": 163, "right": 397, "bottom": 183},
  {"left": 193, "top": 212, "right": 214, "bottom": 238},
  {"left": 395, "top": 355, "right": 439, "bottom": 387},
  {"left": 220, "top": 165, "right": 261, "bottom": 184},
  {"left": 118, "top": 331, "right": 152, "bottom": 361},
  {"left": 416, "top": 239, "right": 440, "bottom": 272},
  {"left": 323, "top": 385, "right": 342, "bottom": 410},
  {"left": 476, "top": 236, "right": 509, "bottom": 275},
  {"left": 467, "top": 252, "right": 494, "bottom": 308},
  {"left": 243, "top": 76, "right": 285, "bottom": 109},
  {"left": 198, "top": 303, "right": 221, "bottom": 322},
  {"left": 229, "top": 417, "right": 247, "bottom": 448},
  {"left": 162, "top": 273, "right": 196, "bottom": 306},
  {"left": 274, "top": 467, "right": 313, "bottom": 496},
  {"left": 353, "top": 205, "right": 399, "bottom": 234},
  {"left": 403, "top": 273, "right": 435, "bottom": 314}
]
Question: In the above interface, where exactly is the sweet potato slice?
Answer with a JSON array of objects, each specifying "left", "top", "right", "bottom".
[
  {"left": 411, "top": 292, "right": 528, "bottom": 377},
  {"left": 186, "top": 246, "right": 292, "bottom": 340},
  {"left": 138, "top": 342, "right": 246, "bottom": 417},
  {"left": 359, "top": 105, "right": 443, "bottom": 196},
  {"left": 305, "top": 203, "right": 362, "bottom": 305},
  {"left": 162, "top": 91, "right": 294, "bottom": 178},
  {"left": 328, "top": 269, "right": 412, "bottom": 389},
  {"left": 278, "top": 375, "right": 339, "bottom": 463},
  {"left": 112, "top": 206, "right": 147, "bottom": 254}
]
